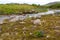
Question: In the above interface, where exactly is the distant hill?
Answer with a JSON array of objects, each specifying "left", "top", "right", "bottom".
[
  {"left": 45, "top": 1, "right": 60, "bottom": 9},
  {"left": 46, "top": 1, "right": 60, "bottom": 6}
]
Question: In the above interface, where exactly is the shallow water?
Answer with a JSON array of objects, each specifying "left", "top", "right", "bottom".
[{"left": 0, "top": 10, "right": 60, "bottom": 24}]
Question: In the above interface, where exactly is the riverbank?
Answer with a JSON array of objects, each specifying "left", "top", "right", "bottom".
[
  {"left": 0, "top": 3, "right": 48, "bottom": 15},
  {"left": 0, "top": 14, "right": 60, "bottom": 40}
]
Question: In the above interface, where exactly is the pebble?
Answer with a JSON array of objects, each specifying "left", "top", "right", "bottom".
[
  {"left": 46, "top": 35, "right": 50, "bottom": 38},
  {"left": 23, "top": 31, "right": 26, "bottom": 36},
  {"left": 29, "top": 16, "right": 32, "bottom": 18},
  {"left": 33, "top": 26, "right": 37, "bottom": 28},
  {"left": 14, "top": 28, "right": 18, "bottom": 30},
  {"left": 23, "top": 27, "right": 27, "bottom": 30},
  {"left": 30, "top": 32, "right": 33, "bottom": 35},
  {"left": 19, "top": 22, "right": 25, "bottom": 24},
  {"left": 1, "top": 33, "right": 10, "bottom": 37}
]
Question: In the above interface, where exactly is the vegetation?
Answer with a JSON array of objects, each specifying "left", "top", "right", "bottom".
[
  {"left": 48, "top": 3, "right": 60, "bottom": 9},
  {"left": 0, "top": 14, "right": 60, "bottom": 40},
  {"left": 0, "top": 3, "right": 47, "bottom": 15},
  {"left": 0, "top": 2, "right": 60, "bottom": 40},
  {"left": 34, "top": 31, "right": 44, "bottom": 37}
]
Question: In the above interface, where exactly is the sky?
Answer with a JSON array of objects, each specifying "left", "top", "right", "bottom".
[{"left": 0, "top": 0, "right": 60, "bottom": 5}]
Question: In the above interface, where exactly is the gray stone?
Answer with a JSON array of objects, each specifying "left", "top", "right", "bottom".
[{"left": 33, "top": 19, "right": 41, "bottom": 25}]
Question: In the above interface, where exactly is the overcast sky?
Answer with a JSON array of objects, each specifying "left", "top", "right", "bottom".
[{"left": 0, "top": 0, "right": 60, "bottom": 5}]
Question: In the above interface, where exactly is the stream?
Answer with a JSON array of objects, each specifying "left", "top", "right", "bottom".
[{"left": 0, "top": 10, "right": 60, "bottom": 24}]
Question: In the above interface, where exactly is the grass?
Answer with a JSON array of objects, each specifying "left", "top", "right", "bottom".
[{"left": 0, "top": 4, "right": 47, "bottom": 15}]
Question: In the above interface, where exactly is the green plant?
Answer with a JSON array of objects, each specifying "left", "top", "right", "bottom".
[{"left": 34, "top": 31, "right": 44, "bottom": 37}]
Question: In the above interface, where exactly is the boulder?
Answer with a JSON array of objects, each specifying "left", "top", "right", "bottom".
[{"left": 33, "top": 19, "right": 41, "bottom": 25}]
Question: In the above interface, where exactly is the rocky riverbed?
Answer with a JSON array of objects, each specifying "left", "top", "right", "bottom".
[{"left": 0, "top": 14, "right": 60, "bottom": 40}]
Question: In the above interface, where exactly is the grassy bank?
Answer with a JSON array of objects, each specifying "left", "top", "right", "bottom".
[{"left": 0, "top": 4, "right": 47, "bottom": 15}]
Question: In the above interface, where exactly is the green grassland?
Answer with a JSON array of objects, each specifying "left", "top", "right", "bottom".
[{"left": 0, "top": 4, "right": 47, "bottom": 15}]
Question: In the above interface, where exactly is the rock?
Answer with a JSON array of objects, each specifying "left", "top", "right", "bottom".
[
  {"left": 1, "top": 33, "right": 10, "bottom": 37},
  {"left": 0, "top": 22, "right": 3, "bottom": 24},
  {"left": 54, "top": 30, "right": 60, "bottom": 36},
  {"left": 29, "top": 16, "right": 32, "bottom": 18},
  {"left": 9, "top": 16, "right": 20, "bottom": 22},
  {"left": 33, "top": 25, "right": 37, "bottom": 28},
  {"left": 19, "top": 22, "right": 25, "bottom": 24},
  {"left": 22, "top": 27, "right": 27, "bottom": 30},
  {"left": 46, "top": 35, "right": 50, "bottom": 38},
  {"left": 53, "top": 26, "right": 60, "bottom": 30},
  {"left": 14, "top": 28, "right": 18, "bottom": 30},
  {"left": 33, "top": 19, "right": 41, "bottom": 25},
  {"left": 30, "top": 32, "right": 33, "bottom": 35},
  {"left": 54, "top": 30, "right": 60, "bottom": 32}
]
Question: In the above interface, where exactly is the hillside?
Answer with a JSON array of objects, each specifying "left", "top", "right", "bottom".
[
  {"left": 46, "top": 1, "right": 60, "bottom": 9},
  {"left": 46, "top": 1, "right": 60, "bottom": 6}
]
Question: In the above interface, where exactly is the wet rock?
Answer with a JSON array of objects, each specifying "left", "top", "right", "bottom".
[
  {"left": 9, "top": 15, "right": 25, "bottom": 22},
  {"left": 9, "top": 15, "right": 16, "bottom": 19},
  {"left": 9, "top": 16, "right": 20, "bottom": 22}
]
